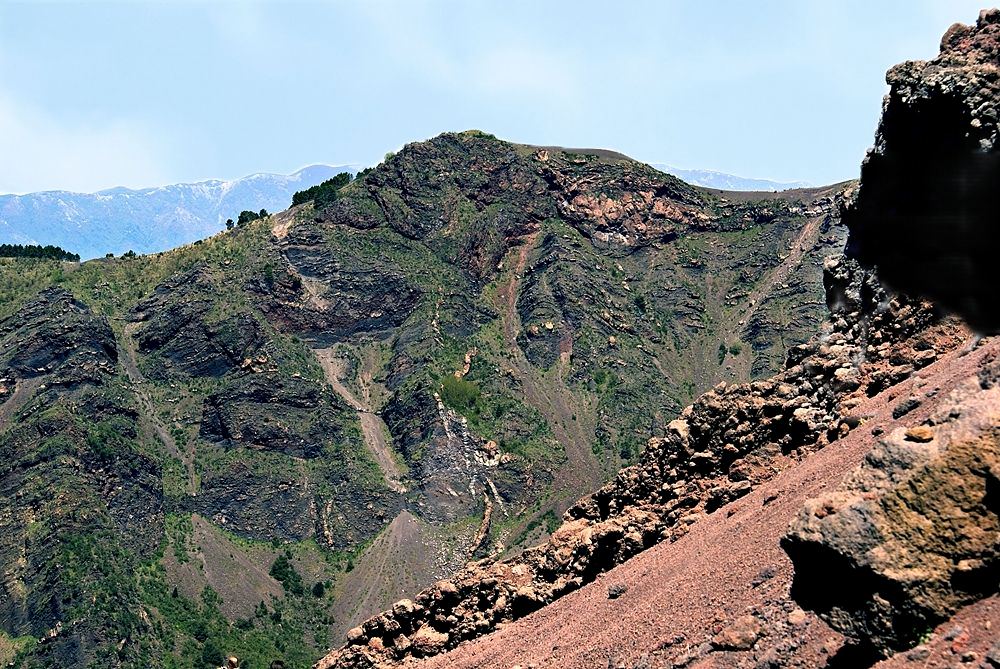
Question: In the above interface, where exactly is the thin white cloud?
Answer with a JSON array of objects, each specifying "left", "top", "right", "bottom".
[
  {"left": 0, "top": 91, "right": 172, "bottom": 194},
  {"left": 469, "top": 46, "right": 580, "bottom": 101},
  {"left": 349, "top": 2, "right": 583, "bottom": 104}
]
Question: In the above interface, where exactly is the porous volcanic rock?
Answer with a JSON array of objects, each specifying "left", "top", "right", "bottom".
[{"left": 783, "top": 354, "right": 1000, "bottom": 656}]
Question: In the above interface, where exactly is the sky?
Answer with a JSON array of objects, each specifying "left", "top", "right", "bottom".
[{"left": 0, "top": 0, "right": 989, "bottom": 194}]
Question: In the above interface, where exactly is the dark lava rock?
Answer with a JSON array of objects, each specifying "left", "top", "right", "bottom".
[
  {"left": 892, "top": 396, "right": 922, "bottom": 419},
  {"left": 133, "top": 268, "right": 267, "bottom": 378},
  {"left": 262, "top": 224, "right": 423, "bottom": 345},
  {"left": 0, "top": 291, "right": 163, "bottom": 666},
  {"left": 607, "top": 583, "right": 628, "bottom": 599},
  {"left": 199, "top": 372, "right": 353, "bottom": 458},
  {"left": 842, "top": 10, "right": 1000, "bottom": 333},
  {"left": 0, "top": 287, "right": 117, "bottom": 388}
]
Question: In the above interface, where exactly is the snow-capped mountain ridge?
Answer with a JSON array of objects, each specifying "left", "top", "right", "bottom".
[
  {"left": 0, "top": 164, "right": 359, "bottom": 259},
  {"left": 651, "top": 163, "right": 810, "bottom": 191}
]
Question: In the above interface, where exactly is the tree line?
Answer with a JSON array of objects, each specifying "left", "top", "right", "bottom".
[
  {"left": 290, "top": 172, "right": 353, "bottom": 208},
  {"left": 225, "top": 209, "right": 269, "bottom": 230},
  {"left": 0, "top": 243, "right": 80, "bottom": 261}
]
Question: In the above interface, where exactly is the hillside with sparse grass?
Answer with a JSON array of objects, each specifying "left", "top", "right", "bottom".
[{"left": 0, "top": 131, "right": 845, "bottom": 668}]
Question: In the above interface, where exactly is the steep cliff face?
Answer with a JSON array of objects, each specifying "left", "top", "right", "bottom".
[{"left": 843, "top": 9, "right": 1000, "bottom": 333}]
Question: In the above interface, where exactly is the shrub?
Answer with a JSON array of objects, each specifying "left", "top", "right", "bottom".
[
  {"left": 440, "top": 375, "right": 480, "bottom": 411},
  {"left": 718, "top": 342, "right": 727, "bottom": 365},
  {"left": 236, "top": 209, "right": 268, "bottom": 227},
  {"left": 201, "top": 638, "right": 224, "bottom": 667},
  {"left": 269, "top": 552, "right": 304, "bottom": 596}
]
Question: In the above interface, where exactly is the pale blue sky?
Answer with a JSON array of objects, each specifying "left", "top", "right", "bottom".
[{"left": 0, "top": 1, "right": 988, "bottom": 193}]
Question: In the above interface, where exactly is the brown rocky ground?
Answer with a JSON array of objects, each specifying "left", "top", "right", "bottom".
[{"left": 393, "top": 336, "right": 998, "bottom": 669}]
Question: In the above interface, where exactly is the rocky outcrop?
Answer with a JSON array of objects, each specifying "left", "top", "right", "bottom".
[
  {"left": 133, "top": 268, "right": 268, "bottom": 378},
  {"left": 784, "top": 355, "right": 999, "bottom": 655},
  {"left": 263, "top": 224, "right": 423, "bottom": 345},
  {"left": 322, "top": 132, "right": 551, "bottom": 283},
  {"left": 199, "top": 372, "right": 354, "bottom": 458},
  {"left": 843, "top": 9, "right": 1000, "bottom": 333},
  {"left": 535, "top": 148, "right": 711, "bottom": 251},
  {"left": 0, "top": 287, "right": 118, "bottom": 391},
  {"left": 779, "top": 12, "right": 1000, "bottom": 659}
]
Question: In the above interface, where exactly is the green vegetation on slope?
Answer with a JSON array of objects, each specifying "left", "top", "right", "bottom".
[{"left": 0, "top": 132, "right": 839, "bottom": 668}]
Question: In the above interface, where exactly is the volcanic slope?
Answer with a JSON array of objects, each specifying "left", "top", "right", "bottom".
[{"left": 0, "top": 131, "right": 842, "bottom": 668}]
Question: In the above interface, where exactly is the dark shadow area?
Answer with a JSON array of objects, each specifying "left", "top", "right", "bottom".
[
  {"left": 823, "top": 642, "right": 883, "bottom": 669},
  {"left": 845, "top": 90, "right": 1000, "bottom": 334}
]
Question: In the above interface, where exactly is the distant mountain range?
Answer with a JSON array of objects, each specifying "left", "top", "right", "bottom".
[
  {"left": 0, "top": 165, "right": 358, "bottom": 260},
  {"left": 0, "top": 162, "right": 806, "bottom": 260},
  {"left": 651, "top": 164, "right": 810, "bottom": 191}
]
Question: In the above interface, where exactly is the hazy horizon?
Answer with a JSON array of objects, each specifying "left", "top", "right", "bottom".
[{"left": 1, "top": 1, "right": 988, "bottom": 193}]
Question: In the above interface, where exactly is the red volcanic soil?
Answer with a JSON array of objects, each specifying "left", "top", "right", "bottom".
[{"left": 406, "top": 337, "right": 1000, "bottom": 669}]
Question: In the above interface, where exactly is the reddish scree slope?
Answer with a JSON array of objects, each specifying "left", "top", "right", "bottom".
[{"left": 405, "top": 338, "right": 1000, "bottom": 669}]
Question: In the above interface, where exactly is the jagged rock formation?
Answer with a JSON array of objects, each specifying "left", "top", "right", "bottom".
[
  {"left": 844, "top": 9, "right": 1000, "bottom": 333},
  {"left": 780, "top": 11, "right": 1000, "bottom": 659},
  {"left": 383, "top": 334, "right": 998, "bottom": 669}
]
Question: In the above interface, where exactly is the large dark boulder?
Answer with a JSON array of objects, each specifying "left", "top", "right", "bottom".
[{"left": 843, "top": 9, "right": 1000, "bottom": 333}]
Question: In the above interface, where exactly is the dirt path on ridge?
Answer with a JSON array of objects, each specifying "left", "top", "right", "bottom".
[
  {"left": 494, "top": 233, "right": 602, "bottom": 497},
  {"left": 314, "top": 346, "right": 406, "bottom": 493},
  {"left": 724, "top": 213, "right": 825, "bottom": 381},
  {"left": 121, "top": 323, "right": 197, "bottom": 495}
]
